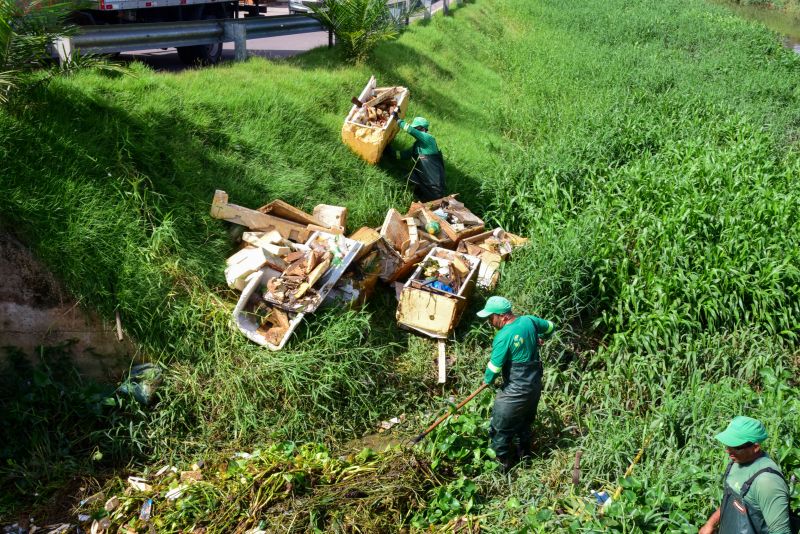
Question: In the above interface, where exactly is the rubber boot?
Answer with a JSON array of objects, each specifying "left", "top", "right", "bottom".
[
  {"left": 496, "top": 451, "right": 519, "bottom": 474},
  {"left": 516, "top": 440, "right": 533, "bottom": 465}
]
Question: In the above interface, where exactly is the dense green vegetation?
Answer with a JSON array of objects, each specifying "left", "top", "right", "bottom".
[{"left": 2, "top": 0, "right": 800, "bottom": 530}]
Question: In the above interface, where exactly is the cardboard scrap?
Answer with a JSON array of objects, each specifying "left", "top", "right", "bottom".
[{"left": 127, "top": 476, "right": 152, "bottom": 492}]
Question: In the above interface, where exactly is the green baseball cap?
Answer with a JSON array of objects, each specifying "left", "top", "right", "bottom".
[
  {"left": 714, "top": 416, "right": 768, "bottom": 447},
  {"left": 410, "top": 117, "right": 430, "bottom": 129},
  {"left": 477, "top": 296, "right": 512, "bottom": 318}
]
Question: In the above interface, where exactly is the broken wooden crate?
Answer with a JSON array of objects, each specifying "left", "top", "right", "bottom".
[
  {"left": 374, "top": 208, "right": 456, "bottom": 282},
  {"left": 396, "top": 247, "right": 481, "bottom": 339},
  {"left": 342, "top": 76, "right": 409, "bottom": 164},
  {"left": 211, "top": 190, "right": 346, "bottom": 241},
  {"left": 457, "top": 228, "right": 528, "bottom": 289},
  {"left": 262, "top": 231, "right": 362, "bottom": 313},
  {"left": 233, "top": 269, "right": 305, "bottom": 351},
  {"left": 407, "top": 194, "right": 485, "bottom": 244}
]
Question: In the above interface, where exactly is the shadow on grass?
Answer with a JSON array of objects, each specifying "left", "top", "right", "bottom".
[{"left": 0, "top": 344, "right": 146, "bottom": 521}]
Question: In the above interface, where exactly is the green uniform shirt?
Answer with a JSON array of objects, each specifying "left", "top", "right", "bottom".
[
  {"left": 484, "top": 315, "right": 554, "bottom": 385},
  {"left": 726, "top": 454, "right": 791, "bottom": 534},
  {"left": 395, "top": 119, "right": 440, "bottom": 158}
]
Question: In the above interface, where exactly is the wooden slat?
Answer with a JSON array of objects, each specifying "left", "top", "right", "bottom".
[
  {"left": 437, "top": 340, "right": 447, "bottom": 384},
  {"left": 211, "top": 190, "right": 310, "bottom": 241},
  {"left": 258, "top": 199, "right": 325, "bottom": 227}
]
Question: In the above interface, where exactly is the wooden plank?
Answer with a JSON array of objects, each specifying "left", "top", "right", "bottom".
[
  {"left": 211, "top": 190, "right": 310, "bottom": 241},
  {"left": 242, "top": 230, "right": 283, "bottom": 248},
  {"left": 363, "top": 87, "right": 399, "bottom": 108},
  {"left": 313, "top": 204, "right": 348, "bottom": 231},
  {"left": 349, "top": 226, "right": 381, "bottom": 261},
  {"left": 226, "top": 246, "right": 259, "bottom": 266},
  {"left": 437, "top": 340, "right": 447, "bottom": 384},
  {"left": 396, "top": 288, "right": 458, "bottom": 337},
  {"left": 307, "top": 223, "right": 343, "bottom": 235},
  {"left": 225, "top": 248, "right": 268, "bottom": 290},
  {"left": 380, "top": 208, "right": 409, "bottom": 248},
  {"left": 258, "top": 199, "right": 324, "bottom": 227}
]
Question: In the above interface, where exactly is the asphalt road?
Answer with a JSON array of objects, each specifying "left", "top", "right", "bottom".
[{"left": 120, "top": 0, "right": 445, "bottom": 70}]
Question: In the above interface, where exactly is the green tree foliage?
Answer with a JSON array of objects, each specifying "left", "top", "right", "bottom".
[
  {"left": 0, "top": 0, "right": 125, "bottom": 104},
  {"left": 311, "top": 0, "right": 402, "bottom": 62}
]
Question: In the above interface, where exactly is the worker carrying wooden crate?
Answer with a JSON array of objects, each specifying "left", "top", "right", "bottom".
[
  {"left": 477, "top": 296, "right": 555, "bottom": 473},
  {"left": 388, "top": 111, "right": 446, "bottom": 202}
]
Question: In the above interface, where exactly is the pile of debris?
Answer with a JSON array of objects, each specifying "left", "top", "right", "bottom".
[
  {"left": 212, "top": 191, "right": 527, "bottom": 366},
  {"left": 349, "top": 87, "right": 401, "bottom": 129},
  {"left": 212, "top": 190, "right": 365, "bottom": 351}
]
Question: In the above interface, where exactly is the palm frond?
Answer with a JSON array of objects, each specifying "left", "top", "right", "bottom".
[
  {"left": 0, "top": 69, "right": 16, "bottom": 103},
  {"left": 311, "top": 0, "right": 402, "bottom": 62}
]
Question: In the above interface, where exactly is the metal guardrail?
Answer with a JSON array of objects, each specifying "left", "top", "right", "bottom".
[
  {"left": 55, "top": 0, "right": 457, "bottom": 62},
  {"left": 56, "top": 14, "right": 324, "bottom": 60}
]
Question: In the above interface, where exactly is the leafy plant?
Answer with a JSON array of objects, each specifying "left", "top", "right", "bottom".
[
  {"left": 0, "top": 0, "right": 125, "bottom": 104},
  {"left": 310, "top": 0, "right": 403, "bottom": 62}
]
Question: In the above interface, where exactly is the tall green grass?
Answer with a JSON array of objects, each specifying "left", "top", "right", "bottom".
[{"left": 1, "top": 0, "right": 800, "bottom": 528}]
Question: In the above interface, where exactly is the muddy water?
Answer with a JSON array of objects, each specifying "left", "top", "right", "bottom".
[{"left": 711, "top": 0, "right": 800, "bottom": 52}]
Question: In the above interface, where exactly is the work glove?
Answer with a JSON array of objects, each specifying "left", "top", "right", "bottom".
[{"left": 391, "top": 110, "right": 399, "bottom": 121}]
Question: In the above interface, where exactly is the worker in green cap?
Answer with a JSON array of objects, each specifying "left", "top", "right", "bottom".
[
  {"left": 476, "top": 296, "right": 555, "bottom": 472},
  {"left": 698, "top": 416, "right": 793, "bottom": 534},
  {"left": 389, "top": 111, "right": 446, "bottom": 202}
]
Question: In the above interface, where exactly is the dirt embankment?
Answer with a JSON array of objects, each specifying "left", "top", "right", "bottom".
[{"left": 0, "top": 232, "right": 133, "bottom": 380}]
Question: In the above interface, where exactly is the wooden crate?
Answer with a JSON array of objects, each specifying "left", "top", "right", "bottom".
[
  {"left": 396, "top": 247, "right": 481, "bottom": 339},
  {"left": 376, "top": 208, "right": 453, "bottom": 282},
  {"left": 341, "top": 76, "right": 409, "bottom": 164},
  {"left": 407, "top": 194, "right": 485, "bottom": 244},
  {"left": 457, "top": 228, "right": 528, "bottom": 289}
]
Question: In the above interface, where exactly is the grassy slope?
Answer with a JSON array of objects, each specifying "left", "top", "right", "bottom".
[{"left": 2, "top": 0, "right": 800, "bottom": 529}]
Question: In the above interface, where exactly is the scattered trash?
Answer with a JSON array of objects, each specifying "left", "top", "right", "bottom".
[
  {"left": 377, "top": 414, "right": 406, "bottom": 432},
  {"left": 116, "top": 364, "right": 162, "bottom": 406},
  {"left": 592, "top": 490, "right": 611, "bottom": 506},
  {"left": 409, "top": 194, "right": 485, "bottom": 241},
  {"left": 180, "top": 470, "right": 203, "bottom": 482},
  {"left": 260, "top": 231, "right": 362, "bottom": 313},
  {"left": 153, "top": 465, "right": 172, "bottom": 477},
  {"left": 77, "top": 515, "right": 91, "bottom": 522},
  {"left": 457, "top": 227, "right": 528, "bottom": 289},
  {"left": 138, "top": 499, "right": 153, "bottom": 521},
  {"left": 342, "top": 75, "right": 409, "bottom": 164},
  {"left": 104, "top": 496, "right": 119, "bottom": 512},
  {"left": 214, "top": 192, "right": 528, "bottom": 352},
  {"left": 127, "top": 476, "right": 152, "bottom": 492},
  {"left": 79, "top": 492, "right": 105, "bottom": 507},
  {"left": 90, "top": 518, "right": 111, "bottom": 534},
  {"left": 165, "top": 484, "right": 189, "bottom": 501}
]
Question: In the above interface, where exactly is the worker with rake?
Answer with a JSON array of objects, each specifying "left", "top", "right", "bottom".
[
  {"left": 699, "top": 416, "right": 795, "bottom": 534},
  {"left": 477, "top": 296, "right": 555, "bottom": 472},
  {"left": 389, "top": 111, "right": 446, "bottom": 202}
]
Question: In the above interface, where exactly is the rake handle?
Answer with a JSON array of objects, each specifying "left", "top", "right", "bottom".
[{"left": 411, "top": 383, "right": 489, "bottom": 444}]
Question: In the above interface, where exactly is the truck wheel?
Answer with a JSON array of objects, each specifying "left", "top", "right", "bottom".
[{"left": 176, "top": 14, "right": 224, "bottom": 65}]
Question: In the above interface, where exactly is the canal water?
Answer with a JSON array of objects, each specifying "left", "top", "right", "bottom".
[{"left": 711, "top": 0, "right": 800, "bottom": 53}]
